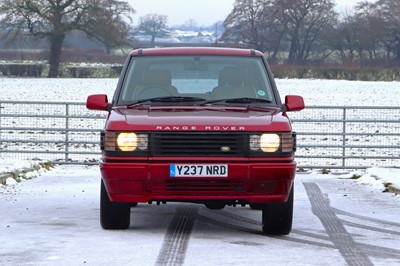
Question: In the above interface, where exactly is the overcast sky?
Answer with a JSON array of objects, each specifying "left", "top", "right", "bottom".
[{"left": 127, "top": 0, "right": 372, "bottom": 26}]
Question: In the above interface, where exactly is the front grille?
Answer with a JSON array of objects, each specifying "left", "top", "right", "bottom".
[{"left": 150, "top": 132, "right": 246, "bottom": 157}]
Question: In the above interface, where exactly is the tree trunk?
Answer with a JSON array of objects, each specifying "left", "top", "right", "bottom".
[
  {"left": 396, "top": 37, "right": 400, "bottom": 62},
  {"left": 48, "top": 34, "right": 65, "bottom": 78},
  {"left": 288, "top": 36, "right": 300, "bottom": 62},
  {"left": 271, "top": 28, "right": 287, "bottom": 62},
  {"left": 150, "top": 35, "right": 156, "bottom": 47},
  {"left": 288, "top": 25, "right": 301, "bottom": 62}
]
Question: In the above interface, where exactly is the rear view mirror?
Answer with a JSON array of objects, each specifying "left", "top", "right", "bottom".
[
  {"left": 86, "top": 94, "right": 110, "bottom": 111},
  {"left": 285, "top": 95, "right": 304, "bottom": 112}
]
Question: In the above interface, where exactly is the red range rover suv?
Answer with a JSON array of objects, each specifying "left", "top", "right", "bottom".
[{"left": 87, "top": 47, "right": 304, "bottom": 235}]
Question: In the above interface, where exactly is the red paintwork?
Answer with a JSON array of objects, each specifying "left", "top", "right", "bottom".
[
  {"left": 87, "top": 47, "right": 304, "bottom": 205},
  {"left": 86, "top": 94, "right": 109, "bottom": 110},
  {"left": 105, "top": 106, "right": 292, "bottom": 132},
  {"left": 100, "top": 104, "right": 296, "bottom": 203},
  {"left": 285, "top": 95, "right": 305, "bottom": 111},
  {"left": 131, "top": 47, "right": 265, "bottom": 57},
  {"left": 100, "top": 159, "right": 295, "bottom": 203}
]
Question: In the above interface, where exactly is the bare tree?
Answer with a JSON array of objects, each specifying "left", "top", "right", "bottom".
[
  {"left": 184, "top": 19, "right": 199, "bottom": 31},
  {"left": 328, "top": 11, "right": 360, "bottom": 63},
  {"left": 329, "top": 1, "right": 397, "bottom": 64},
  {"left": 222, "top": 0, "right": 270, "bottom": 51},
  {"left": 213, "top": 21, "right": 224, "bottom": 43},
  {"left": 276, "top": 0, "right": 338, "bottom": 62},
  {"left": 351, "top": 2, "right": 386, "bottom": 62},
  {"left": 83, "top": 0, "right": 135, "bottom": 54},
  {"left": 137, "top": 14, "right": 168, "bottom": 47},
  {"left": 0, "top": 0, "right": 135, "bottom": 77},
  {"left": 375, "top": 0, "right": 400, "bottom": 61},
  {"left": 222, "top": 0, "right": 337, "bottom": 62}
]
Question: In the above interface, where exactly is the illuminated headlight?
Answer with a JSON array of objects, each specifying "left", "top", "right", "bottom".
[
  {"left": 252, "top": 134, "right": 280, "bottom": 152},
  {"left": 117, "top": 133, "right": 138, "bottom": 151},
  {"left": 102, "top": 132, "right": 148, "bottom": 152},
  {"left": 249, "top": 133, "right": 294, "bottom": 153},
  {"left": 260, "top": 133, "right": 280, "bottom": 152}
]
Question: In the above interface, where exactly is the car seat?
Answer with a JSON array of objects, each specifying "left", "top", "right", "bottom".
[
  {"left": 134, "top": 69, "right": 178, "bottom": 100},
  {"left": 211, "top": 66, "right": 256, "bottom": 100}
]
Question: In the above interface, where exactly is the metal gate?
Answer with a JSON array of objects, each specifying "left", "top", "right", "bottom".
[
  {"left": 290, "top": 106, "right": 400, "bottom": 169},
  {"left": 1, "top": 101, "right": 399, "bottom": 169}
]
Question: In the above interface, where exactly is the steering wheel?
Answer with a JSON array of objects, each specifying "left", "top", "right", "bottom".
[{"left": 136, "top": 86, "right": 174, "bottom": 100}]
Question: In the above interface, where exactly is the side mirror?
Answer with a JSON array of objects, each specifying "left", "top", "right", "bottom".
[
  {"left": 285, "top": 95, "right": 304, "bottom": 112},
  {"left": 86, "top": 94, "right": 110, "bottom": 111}
]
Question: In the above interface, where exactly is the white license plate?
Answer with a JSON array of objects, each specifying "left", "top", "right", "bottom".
[{"left": 170, "top": 164, "right": 228, "bottom": 177}]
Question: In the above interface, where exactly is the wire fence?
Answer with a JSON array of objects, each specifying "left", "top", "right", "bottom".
[
  {"left": 0, "top": 101, "right": 104, "bottom": 164},
  {"left": 289, "top": 106, "right": 400, "bottom": 169},
  {"left": 1, "top": 101, "right": 399, "bottom": 170}
]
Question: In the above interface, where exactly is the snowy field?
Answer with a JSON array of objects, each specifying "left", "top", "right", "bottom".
[
  {"left": 0, "top": 77, "right": 400, "bottom": 192},
  {"left": 1, "top": 77, "right": 400, "bottom": 106}
]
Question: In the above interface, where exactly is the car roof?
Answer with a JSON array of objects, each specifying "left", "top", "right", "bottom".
[{"left": 130, "top": 47, "right": 264, "bottom": 57}]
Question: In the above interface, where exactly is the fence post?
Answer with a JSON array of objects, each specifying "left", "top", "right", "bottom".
[
  {"left": 65, "top": 103, "right": 70, "bottom": 163},
  {"left": 342, "top": 107, "right": 347, "bottom": 168}
]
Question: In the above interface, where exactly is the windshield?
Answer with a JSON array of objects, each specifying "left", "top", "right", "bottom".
[{"left": 117, "top": 55, "right": 276, "bottom": 106}]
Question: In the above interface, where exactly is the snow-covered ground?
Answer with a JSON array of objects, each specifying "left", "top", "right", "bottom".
[
  {"left": 2, "top": 159, "right": 399, "bottom": 197},
  {"left": 0, "top": 78, "right": 400, "bottom": 194},
  {"left": 1, "top": 165, "right": 399, "bottom": 265}
]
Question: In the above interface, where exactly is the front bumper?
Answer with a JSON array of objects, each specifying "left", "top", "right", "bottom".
[{"left": 100, "top": 157, "right": 296, "bottom": 204}]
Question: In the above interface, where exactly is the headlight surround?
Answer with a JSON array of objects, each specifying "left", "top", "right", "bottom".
[
  {"left": 249, "top": 133, "right": 295, "bottom": 154},
  {"left": 102, "top": 131, "right": 148, "bottom": 152}
]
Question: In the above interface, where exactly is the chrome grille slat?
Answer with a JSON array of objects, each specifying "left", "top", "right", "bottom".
[{"left": 150, "top": 132, "right": 246, "bottom": 156}]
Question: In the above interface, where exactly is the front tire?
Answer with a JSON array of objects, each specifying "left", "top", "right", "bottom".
[
  {"left": 100, "top": 180, "right": 131, "bottom": 229},
  {"left": 262, "top": 185, "right": 294, "bottom": 235}
]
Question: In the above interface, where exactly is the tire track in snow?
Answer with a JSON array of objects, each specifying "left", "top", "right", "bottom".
[
  {"left": 155, "top": 205, "right": 198, "bottom": 266},
  {"left": 303, "top": 182, "right": 373, "bottom": 266}
]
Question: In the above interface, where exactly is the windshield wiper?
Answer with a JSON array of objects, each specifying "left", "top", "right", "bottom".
[
  {"left": 204, "top": 98, "right": 272, "bottom": 104},
  {"left": 128, "top": 96, "right": 207, "bottom": 105},
  {"left": 129, "top": 97, "right": 271, "bottom": 106},
  {"left": 150, "top": 96, "right": 207, "bottom": 103},
  {"left": 225, "top": 98, "right": 272, "bottom": 103}
]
